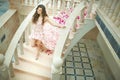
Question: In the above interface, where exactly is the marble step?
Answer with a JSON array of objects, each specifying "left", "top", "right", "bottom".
[
  {"left": 12, "top": 68, "right": 50, "bottom": 80},
  {"left": 18, "top": 43, "right": 53, "bottom": 68},
  {"left": 13, "top": 56, "right": 51, "bottom": 79}
]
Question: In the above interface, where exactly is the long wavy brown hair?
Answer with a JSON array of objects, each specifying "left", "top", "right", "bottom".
[{"left": 32, "top": 4, "right": 48, "bottom": 25}]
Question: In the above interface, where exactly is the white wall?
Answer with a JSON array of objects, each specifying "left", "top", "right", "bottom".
[
  {"left": 97, "top": 32, "right": 120, "bottom": 80},
  {"left": 0, "top": 0, "right": 9, "bottom": 16}
]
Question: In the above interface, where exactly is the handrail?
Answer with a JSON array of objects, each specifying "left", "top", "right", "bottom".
[
  {"left": 4, "top": 0, "right": 49, "bottom": 67},
  {"left": 96, "top": 9, "right": 120, "bottom": 45},
  {"left": 63, "top": 19, "right": 95, "bottom": 59},
  {"left": 52, "top": 1, "right": 86, "bottom": 75},
  {"left": 53, "top": 1, "right": 86, "bottom": 57},
  {"left": 0, "top": 9, "right": 16, "bottom": 28},
  {"left": 51, "top": 1, "right": 95, "bottom": 79}
]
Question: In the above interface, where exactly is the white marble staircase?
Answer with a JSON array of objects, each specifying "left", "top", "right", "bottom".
[{"left": 11, "top": 43, "right": 53, "bottom": 80}]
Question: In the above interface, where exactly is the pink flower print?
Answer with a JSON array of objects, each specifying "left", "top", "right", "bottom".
[
  {"left": 60, "top": 11, "right": 65, "bottom": 15},
  {"left": 77, "top": 16, "right": 80, "bottom": 20},
  {"left": 63, "top": 14, "right": 69, "bottom": 19},
  {"left": 75, "top": 24, "right": 80, "bottom": 29},
  {"left": 59, "top": 19, "right": 65, "bottom": 25}
]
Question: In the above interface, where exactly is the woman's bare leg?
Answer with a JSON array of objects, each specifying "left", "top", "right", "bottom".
[
  {"left": 35, "top": 40, "right": 43, "bottom": 60},
  {"left": 35, "top": 46, "right": 40, "bottom": 60},
  {"left": 30, "top": 39, "right": 36, "bottom": 47},
  {"left": 30, "top": 39, "right": 41, "bottom": 60},
  {"left": 40, "top": 42, "right": 48, "bottom": 52}
]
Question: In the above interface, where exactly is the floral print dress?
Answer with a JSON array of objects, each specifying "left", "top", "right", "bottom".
[{"left": 29, "top": 18, "right": 59, "bottom": 51}]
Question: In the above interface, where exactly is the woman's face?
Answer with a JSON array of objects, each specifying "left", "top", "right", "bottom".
[{"left": 37, "top": 7, "right": 42, "bottom": 14}]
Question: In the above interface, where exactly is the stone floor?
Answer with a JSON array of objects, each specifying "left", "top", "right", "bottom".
[{"left": 61, "top": 39, "right": 114, "bottom": 80}]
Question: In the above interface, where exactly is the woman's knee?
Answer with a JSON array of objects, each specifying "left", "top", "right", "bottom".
[
  {"left": 30, "top": 39, "right": 36, "bottom": 47},
  {"left": 36, "top": 40, "right": 42, "bottom": 46}
]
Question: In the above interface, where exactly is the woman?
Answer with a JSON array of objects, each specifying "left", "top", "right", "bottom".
[{"left": 29, "top": 4, "right": 64, "bottom": 60}]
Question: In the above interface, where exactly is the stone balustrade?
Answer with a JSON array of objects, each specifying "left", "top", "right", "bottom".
[
  {"left": 20, "top": 0, "right": 41, "bottom": 5},
  {"left": 99, "top": 0, "right": 120, "bottom": 28}
]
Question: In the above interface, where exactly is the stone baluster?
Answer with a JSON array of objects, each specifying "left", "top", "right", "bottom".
[
  {"left": 57, "top": 0, "right": 61, "bottom": 10},
  {"left": 47, "top": 0, "right": 52, "bottom": 8},
  {"left": 87, "top": 0, "right": 93, "bottom": 18},
  {"left": 105, "top": 0, "right": 113, "bottom": 14},
  {"left": 64, "top": 0, "right": 67, "bottom": 8},
  {"left": 34, "top": 0, "right": 38, "bottom": 5},
  {"left": 101, "top": 0, "right": 107, "bottom": 12},
  {"left": 9, "top": 61, "right": 15, "bottom": 77},
  {"left": 90, "top": 0, "right": 98, "bottom": 19},
  {"left": 29, "top": 0, "right": 33, "bottom": 5},
  {"left": 114, "top": 11, "right": 120, "bottom": 27},
  {"left": 103, "top": 0, "right": 109, "bottom": 12},
  {"left": 74, "top": 2, "right": 78, "bottom": 7},
  {"left": 81, "top": 8, "right": 85, "bottom": 22},
  {"left": 66, "top": 0, "right": 71, "bottom": 9},
  {"left": 108, "top": 0, "right": 118, "bottom": 18},
  {"left": 25, "top": 0, "right": 28, "bottom": 5},
  {"left": 104, "top": 0, "right": 109, "bottom": 13},
  {"left": 0, "top": 54, "right": 10, "bottom": 80},
  {"left": 52, "top": 0, "right": 57, "bottom": 15},
  {"left": 25, "top": 23, "right": 31, "bottom": 44},
  {"left": 111, "top": 0, "right": 120, "bottom": 22},
  {"left": 61, "top": 0, "right": 66, "bottom": 10},
  {"left": 71, "top": 0, "right": 74, "bottom": 8},
  {"left": 119, "top": 25, "right": 120, "bottom": 30},
  {"left": 19, "top": 35, "right": 24, "bottom": 55},
  {"left": 39, "top": 0, "right": 43, "bottom": 3},
  {"left": 14, "top": 47, "right": 19, "bottom": 65},
  {"left": 99, "top": 0, "right": 104, "bottom": 9},
  {"left": 52, "top": 57, "right": 63, "bottom": 80}
]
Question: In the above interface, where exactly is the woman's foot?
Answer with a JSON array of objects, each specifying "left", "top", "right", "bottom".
[
  {"left": 35, "top": 56, "right": 39, "bottom": 60},
  {"left": 35, "top": 50, "right": 41, "bottom": 60},
  {"left": 45, "top": 50, "right": 53, "bottom": 55}
]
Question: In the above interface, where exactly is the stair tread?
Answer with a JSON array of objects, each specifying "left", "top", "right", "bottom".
[
  {"left": 18, "top": 54, "right": 52, "bottom": 69},
  {"left": 13, "top": 43, "right": 53, "bottom": 79},
  {"left": 11, "top": 69, "right": 50, "bottom": 80},
  {"left": 23, "top": 43, "right": 53, "bottom": 58},
  {"left": 18, "top": 43, "right": 53, "bottom": 67},
  {"left": 13, "top": 58, "right": 51, "bottom": 78}
]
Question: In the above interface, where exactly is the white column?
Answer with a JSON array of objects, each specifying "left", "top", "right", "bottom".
[
  {"left": 57, "top": 0, "right": 61, "bottom": 10},
  {"left": 9, "top": 61, "right": 15, "bottom": 77},
  {"left": 34, "top": 0, "right": 38, "bottom": 5},
  {"left": 52, "top": 0, "right": 57, "bottom": 15},
  {"left": 102, "top": 0, "right": 107, "bottom": 12},
  {"left": 105, "top": 0, "right": 113, "bottom": 14},
  {"left": 104, "top": 0, "right": 110, "bottom": 12},
  {"left": 99, "top": 0, "right": 104, "bottom": 9},
  {"left": 61, "top": 0, "right": 65, "bottom": 10},
  {"left": 114, "top": 11, "right": 120, "bottom": 27},
  {"left": 19, "top": 35, "right": 24, "bottom": 55},
  {"left": 14, "top": 47, "right": 19, "bottom": 65},
  {"left": 66, "top": 1, "right": 71, "bottom": 9},
  {"left": 111, "top": 0, "right": 120, "bottom": 22},
  {"left": 25, "top": 0, "right": 28, "bottom": 5},
  {"left": 25, "top": 24, "right": 31, "bottom": 44},
  {"left": 87, "top": 0, "right": 93, "bottom": 18},
  {"left": 47, "top": 0, "right": 52, "bottom": 8},
  {"left": 0, "top": 54, "right": 10, "bottom": 80},
  {"left": 52, "top": 57, "right": 63, "bottom": 80},
  {"left": 29, "top": 0, "right": 33, "bottom": 5},
  {"left": 108, "top": 0, "right": 118, "bottom": 18}
]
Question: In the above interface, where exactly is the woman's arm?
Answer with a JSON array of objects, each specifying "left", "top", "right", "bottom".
[{"left": 45, "top": 17, "right": 64, "bottom": 28}]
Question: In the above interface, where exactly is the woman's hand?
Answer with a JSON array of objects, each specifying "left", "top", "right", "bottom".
[{"left": 58, "top": 24, "right": 66, "bottom": 28}]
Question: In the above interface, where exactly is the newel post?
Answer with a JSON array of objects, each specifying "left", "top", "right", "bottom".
[
  {"left": 51, "top": 57, "right": 63, "bottom": 80},
  {"left": 0, "top": 54, "right": 10, "bottom": 80}
]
